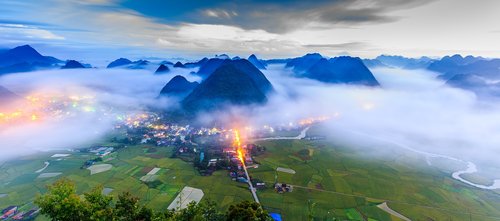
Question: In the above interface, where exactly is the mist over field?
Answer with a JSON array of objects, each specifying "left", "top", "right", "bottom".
[
  {"left": 3, "top": 64, "right": 500, "bottom": 180},
  {"left": 0, "top": 67, "right": 200, "bottom": 160}
]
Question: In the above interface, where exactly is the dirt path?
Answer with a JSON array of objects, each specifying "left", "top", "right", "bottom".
[{"left": 377, "top": 202, "right": 411, "bottom": 221}]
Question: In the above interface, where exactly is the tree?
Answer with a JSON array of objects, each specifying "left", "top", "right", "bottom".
[
  {"left": 172, "top": 200, "right": 224, "bottom": 221},
  {"left": 36, "top": 179, "right": 271, "bottom": 221},
  {"left": 226, "top": 201, "right": 272, "bottom": 221},
  {"left": 84, "top": 186, "right": 114, "bottom": 221},
  {"left": 35, "top": 179, "right": 91, "bottom": 221},
  {"left": 115, "top": 191, "right": 153, "bottom": 221}
]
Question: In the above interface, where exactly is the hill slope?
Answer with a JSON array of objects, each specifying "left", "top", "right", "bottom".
[
  {"left": 159, "top": 75, "right": 198, "bottom": 97},
  {"left": 182, "top": 60, "right": 273, "bottom": 111},
  {"left": 305, "top": 57, "right": 380, "bottom": 86}
]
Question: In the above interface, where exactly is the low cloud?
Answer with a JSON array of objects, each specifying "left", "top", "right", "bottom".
[
  {"left": 2, "top": 64, "right": 499, "bottom": 181},
  {"left": 197, "top": 65, "right": 500, "bottom": 177},
  {"left": 0, "top": 66, "right": 199, "bottom": 160}
]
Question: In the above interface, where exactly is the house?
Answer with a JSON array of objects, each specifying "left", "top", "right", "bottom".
[
  {"left": 11, "top": 211, "right": 24, "bottom": 220},
  {"left": 255, "top": 182, "right": 266, "bottom": 189},
  {"left": 207, "top": 159, "right": 217, "bottom": 167},
  {"left": 23, "top": 209, "right": 40, "bottom": 220},
  {"left": 274, "top": 183, "right": 293, "bottom": 193},
  {"left": 237, "top": 177, "right": 248, "bottom": 183},
  {"left": 1, "top": 206, "right": 18, "bottom": 219}
]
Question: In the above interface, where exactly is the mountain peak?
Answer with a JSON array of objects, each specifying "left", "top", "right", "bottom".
[
  {"left": 159, "top": 75, "right": 198, "bottom": 97},
  {"left": 155, "top": 64, "right": 170, "bottom": 74},
  {"left": 61, "top": 60, "right": 86, "bottom": 69},
  {"left": 304, "top": 56, "right": 380, "bottom": 86},
  {"left": 248, "top": 54, "right": 267, "bottom": 70},
  {"left": 107, "top": 58, "right": 132, "bottom": 68},
  {"left": 174, "top": 61, "right": 186, "bottom": 68},
  {"left": 182, "top": 59, "right": 273, "bottom": 112}
]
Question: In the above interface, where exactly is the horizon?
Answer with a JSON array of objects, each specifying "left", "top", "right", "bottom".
[{"left": 1, "top": 1, "right": 500, "bottom": 220}]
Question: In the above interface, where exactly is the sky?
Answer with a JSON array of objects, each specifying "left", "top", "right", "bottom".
[{"left": 1, "top": 0, "right": 500, "bottom": 61}]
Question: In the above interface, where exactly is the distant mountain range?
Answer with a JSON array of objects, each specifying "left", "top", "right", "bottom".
[
  {"left": 285, "top": 53, "right": 323, "bottom": 73},
  {"left": 368, "top": 55, "right": 434, "bottom": 69},
  {"left": 367, "top": 54, "right": 500, "bottom": 97},
  {"left": 3, "top": 44, "right": 500, "bottom": 99},
  {"left": 106, "top": 58, "right": 150, "bottom": 69},
  {"left": 286, "top": 53, "right": 380, "bottom": 86},
  {"left": 0, "top": 45, "right": 62, "bottom": 74},
  {"left": 181, "top": 59, "right": 274, "bottom": 112},
  {"left": 184, "top": 58, "right": 208, "bottom": 68}
]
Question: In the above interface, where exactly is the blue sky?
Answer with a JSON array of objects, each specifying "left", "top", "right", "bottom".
[{"left": 1, "top": 0, "right": 500, "bottom": 62}]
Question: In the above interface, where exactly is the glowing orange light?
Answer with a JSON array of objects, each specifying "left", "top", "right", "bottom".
[
  {"left": 234, "top": 130, "right": 245, "bottom": 165},
  {"left": 31, "top": 114, "right": 38, "bottom": 121}
]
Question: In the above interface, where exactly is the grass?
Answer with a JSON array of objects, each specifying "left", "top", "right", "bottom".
[
  {"left": 1, "top": 126, "right": 500, "bottom": 220},
  {"left": 249, "top": 130, "right": 500, "bottom": 220}
]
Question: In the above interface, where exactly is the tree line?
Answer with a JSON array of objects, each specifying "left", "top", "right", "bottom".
[{"left": 35, "top": 179, "right": 273, "bottom": 221}]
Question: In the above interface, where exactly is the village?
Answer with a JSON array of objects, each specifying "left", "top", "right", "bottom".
[
  {"left": 117, "top": 112, "right": 300, "bottom": 195},
  {"left": 0, "top": 112, "right": 321, "bottom": 220}
]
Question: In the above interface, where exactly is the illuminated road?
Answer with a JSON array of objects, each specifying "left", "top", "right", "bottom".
[
  {"left": 234, "top": 129, "right": 260, "bottom": 204},
  {"left": 241, "top": 162, "right": 260, "bottom": 204}
]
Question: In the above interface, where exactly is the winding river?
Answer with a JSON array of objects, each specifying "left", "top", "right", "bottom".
[
  {"left": 253, "top": 127, "right": 310, "bottom": 141},
  {"left": 254, "top": 126, "right": 500, "bottom": 190},
  {"left": 340, "top": 129, "right": 500, "bottom": 190}
]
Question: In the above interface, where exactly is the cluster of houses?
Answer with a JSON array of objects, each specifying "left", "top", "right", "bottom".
[
  {"left": 224, "top": 145, "right": 266, "bottom": 190},
  {"left": 89, "top": 146, "right": 115, "bottom": 157},
  {"left": 1, "top": 206, "right": 39, "bottom": 220},
  {"left": 80, "top": 146, "right": 116, "bottom": 168},
  {"left": 274, "top": 183, "right": 293, "bottom": 193}
]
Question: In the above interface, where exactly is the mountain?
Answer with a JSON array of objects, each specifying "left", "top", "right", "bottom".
[
  {"left": 215, "top": 54, "right": 230, "bottom": 59},
  {"left": 159, "top": 75, "right": 199, "bottom": 97},
  {"left": 304, "top": 57, "right": 380, "bottom": 86},
  {"left": 362, "top": 59, "right": 388, "bottom": 68},
  {"left": 196, "top": 58, "right": 227, "bottom": 78},
  {"left": 107, "top": 58, "right": 132, "bottom": 68},
  {"left": 285, "top": 53, "right": 323, "bottom": 73},
  {"left": 0, "top": 45, "right": 62, "bottom": 74},
  {"left": 155, "top": 64, "right": 170, "bottom": 74},
  {"left": 106, "top": 58, "right": 150, "bottom": 69},
  {"left": 265, "top": 58, "right": 293, "bottom": 64},
  {"left": 0, "top": 62, "right": 35, "bottom": 75},
  {"left": 427, "top": 55, "right": 500, "bottom": 97},
  {"left": 375, "top": 55, "right": 434, "bottom": 69},
  {"left": 127, "top": 60, "right": 149, "bottom": 69},
  {"left": 248, "top": 54, "right": 267, "bottom": 70},
  {"left": 184, "top": 57, "right": 208, "bottom": 68},
  {"left": 0, "top": 85, "right": 20, "bottom": 104},
  {"left": 161, "top": 60, "right": 174, "bottom": 65},
  {"left": 446, "top": 74, "right": 500, "bottom": 97},
  {"left": 174, "top": 62, "right": 186, "bottom": 68},
  {"left": 428, "top": 55, "right": 487, "bottom": 79},
  {"left": 0, "top": 45, "right": 61, "bottom": 67},
  {"left": 182, "top": 59, "right": 273, "bottom": 111},
  {"left": 61, "top": 60, "right": 86, "bottom": 69}
]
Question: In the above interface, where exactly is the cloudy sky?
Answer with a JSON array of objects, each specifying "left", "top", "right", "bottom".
[{"left": 1, "top": 0, "right": 499, "bottom": 60}]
